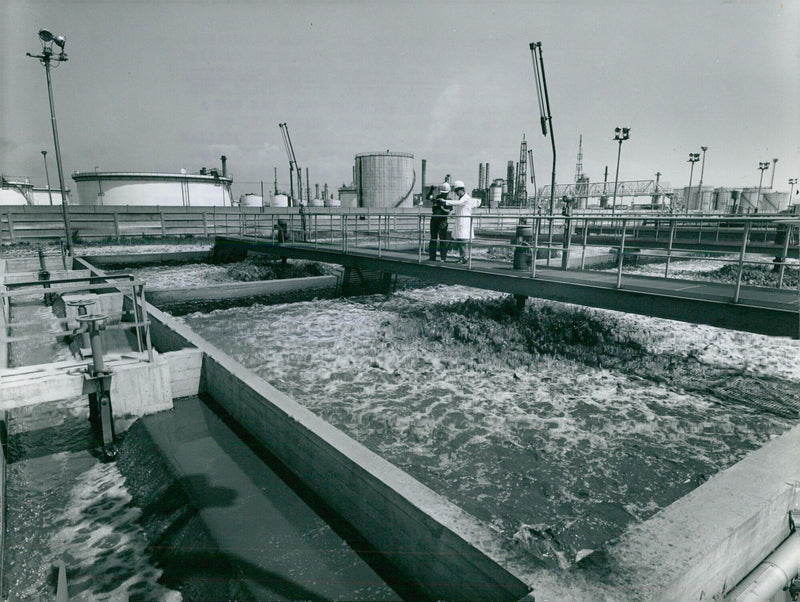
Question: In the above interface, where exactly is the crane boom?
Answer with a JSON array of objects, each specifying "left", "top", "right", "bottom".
[{"left": 279, "top": 123, "right": 303, "bottom": 205}]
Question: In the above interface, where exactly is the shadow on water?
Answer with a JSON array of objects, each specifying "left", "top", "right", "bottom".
[
  {"left": 138, "top": 473, "right": 338, "bottom": 601},
  {"left": 116, "top": 397, "right": 418, "bottom": 601},
  {"left": 195, "top": 393, "right": 427, "bottom": 601}
]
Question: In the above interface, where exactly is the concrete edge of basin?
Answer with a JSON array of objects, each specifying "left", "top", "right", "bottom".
[{"left": 609, "top": 423, "right": 800, "bottom": 600}]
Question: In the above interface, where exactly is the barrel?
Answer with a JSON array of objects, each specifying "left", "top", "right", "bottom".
[
  {"left": 513, "top": 224, "right": 533, "bottom": 270},
  {"left": 515, "top": 225, "right": 533, "bottom": 243}
]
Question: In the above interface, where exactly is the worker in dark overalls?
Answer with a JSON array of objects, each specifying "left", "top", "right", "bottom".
[{"left": 428, "top": 182, "right": 452, "bottom": 261}]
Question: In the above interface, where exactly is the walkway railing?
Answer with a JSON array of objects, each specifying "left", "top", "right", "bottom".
[
  {"left": 1, "top": 274, "right": 154, "bottom": 366},
  {"left": 239, "top": 211, "right": 800, "bottom": 298}
]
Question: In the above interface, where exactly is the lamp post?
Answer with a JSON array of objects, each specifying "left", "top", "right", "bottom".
[
  {"left": 686, "top": 152, "right": 699, "bottom": 215},
  {"left": 755, "top": 161, "right": 769, "bottom": 213},
  {"left": 27, "top": 28, "right": 73, "bottom": 254},
  {"left": 769, "top": 158, "right": 778, "bottom": 189},
  {"left": 611, "top": 127, "right": 630, "bottom": 214},
  {"left": 695, "top": 146, "right": 708, "bottom": 213},
  {"left": 41, "top": 150, "right": 53, "bottom": 206}
]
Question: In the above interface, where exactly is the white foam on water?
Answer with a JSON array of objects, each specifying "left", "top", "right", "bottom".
[
  {"left": 49, "top": 462, "right": 182, "bottom": 601},
  {"left": 111, "top": 263, "right": 234, "bottom": 290},
  {"left": 181, "top": 282, "right": 795, "bottom": 579}
]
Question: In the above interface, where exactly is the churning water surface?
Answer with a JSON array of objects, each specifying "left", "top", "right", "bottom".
[{"left": 178, "top": 283, "right": 798, "bottom": 587}]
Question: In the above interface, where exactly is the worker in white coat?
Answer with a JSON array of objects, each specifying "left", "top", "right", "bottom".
[{"left": 445, "top": 180, "right": 481, "bottom": 263}]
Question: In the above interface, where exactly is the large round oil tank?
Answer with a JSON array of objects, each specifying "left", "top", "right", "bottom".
[
  {"left": 326, "top": 197, "right": 341, "bottom": 208},
  {"left": 355, "top": 151, "right": 415, "bottom": 208},
  {"left": 489, "top": 182, "right": 503, "bottom": 208},
  {"left": 309, "top": 198, "right": 324, "bottom": 207},
  {"left": 72, "top": 171, "right": 233, "bottom": 206},
  {"left": 271, "top": 194, "right": 289, "bottom": 207},
  {"left": 0, "top": 181, "right": 32, "bottom": 205},
  {"left": 239, "top": 193, "right": 263, "bottom": 207}
]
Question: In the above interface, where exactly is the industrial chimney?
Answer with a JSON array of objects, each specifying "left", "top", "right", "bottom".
[{"left": 221, "top": 155, "right": 227, "bottom": 177}]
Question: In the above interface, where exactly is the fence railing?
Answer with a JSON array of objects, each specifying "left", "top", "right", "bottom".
[
  {"left": 244, "top": 211, "right": 800, "bottom": 297},
  {"left": 2, "top": 205, "right": 798, "bottom": 294}
]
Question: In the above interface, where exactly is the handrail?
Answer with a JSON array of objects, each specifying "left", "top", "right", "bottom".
[
  {"left": 1, "top": 272, "right": 153, "bottom": 363},
  {"left": 249, "top": 210, "right": 799, "bottom": 301}
]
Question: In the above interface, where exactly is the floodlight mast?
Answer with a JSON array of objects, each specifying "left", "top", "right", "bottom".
[{"left": 27, "top": 28, "right": 73, "bottom": 254}]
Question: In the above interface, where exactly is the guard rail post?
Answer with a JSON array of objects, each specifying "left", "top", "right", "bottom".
[
  {"left": 531, "top": 214, "right": 540, "bottom": 278},
  {"left": 665, "top": 219, "right": 676, "bottom": 278},
  {"left": 418, "top": 214, "right": 423, "bottom": 263},
  {"left": 616, "top": 219, "right": 628, "bottom": 289},
  {"left": 580, "top": 216, "right": 589, "bottom": 269},
  {"left": 777, "top": 224, "right": 793, "bottom": 290},
  {"left": 733, "top": 220, "right": 751, "bottom": 303}
]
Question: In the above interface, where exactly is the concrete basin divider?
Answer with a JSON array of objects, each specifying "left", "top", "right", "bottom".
[
  {"left": 146, "top": 275, "right": 339, "bottom": 304},
  {"left": 76, "top": 257, "right": 532, "bottom": 601}
]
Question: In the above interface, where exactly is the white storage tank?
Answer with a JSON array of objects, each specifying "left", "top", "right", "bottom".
[
  {"left": 239, "top": 193, "right": 263, "bottom": 207},
  {"left": 309, "top": 198, "right": 325, "bottom": 207},
  {"left": 72, "top": 171, "right": 234, "bottom": 206},
  {"left": 489, "top": 180, "right": 503, "bottom": 208},
  {"left": 271, "top": 194, "right": 289, "bottom": 207},
  {"left": 0, "top": 177, "right": 33, "bottom": 205},
  {"left": 31, "top": 187, "right": 68, "bottom": 205},
  {"left": 354, "top": 151, "right": 415, "bottom": 208}
]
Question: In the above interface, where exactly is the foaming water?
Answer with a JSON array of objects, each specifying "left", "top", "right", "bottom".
[
  {"left": 110, "top": 263, "right": 234, "bottom": 290},
  {"left": 4, "top": 406, "right": 181, "bottom": 601},
  {"left": 179, "top": 284, "right": 795, "bottom": 576}
]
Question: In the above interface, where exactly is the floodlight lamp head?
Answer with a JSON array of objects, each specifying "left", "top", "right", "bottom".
[
  {"left": 38, "top": 29, "right": 54, "bottom": 43},
  {"left": 53, "top": 35, "right": 66, "bottom": 49}
]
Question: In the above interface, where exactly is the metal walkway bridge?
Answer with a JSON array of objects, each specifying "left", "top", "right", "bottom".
[{"left": 214, "top": 211, "right": 800, "bottom": 339}]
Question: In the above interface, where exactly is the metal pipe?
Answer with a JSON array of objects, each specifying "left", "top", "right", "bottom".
[{"left": 727, "top": 530, "right": 800, "bottom": 601}]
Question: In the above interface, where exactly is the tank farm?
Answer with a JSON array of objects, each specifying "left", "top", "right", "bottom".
[{"left": 2, "top": 152, "right": 800, "bottom": 601}]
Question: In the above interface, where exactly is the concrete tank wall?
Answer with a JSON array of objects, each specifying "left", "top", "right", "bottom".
[
  {"left": 355, "top": 152, "right": 415, "bottom": 208},
  {"left": 72, "top": 172, "right": 233, "bottom": 207}
]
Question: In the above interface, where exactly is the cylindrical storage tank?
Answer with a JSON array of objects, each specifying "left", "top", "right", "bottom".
[
  {"left": 239, "top": 193, "right": 263, "bottom": 207},
  {"left": 31, "top": 188, "right": 67, "bottom": 205},
  {"left": 309, "top": 198, "right": 325, "bottom": 207},
  {"left": 325, "top": 197, "right": 341, "bottom": 207},
  {"left": 0, "top": 180, "right": 33, "bottom": 205},
  {"left": 72, "top": 171, "right": 233, "bottom": 206},
  {"left": 354, "top": 151, "right": 415, "bottom": 208},
  {"left": 271, "top": 194, "right": 289, "bottom": 207},
  {"left": 489, "top": 181, "right": 503, "bottom": 208}
]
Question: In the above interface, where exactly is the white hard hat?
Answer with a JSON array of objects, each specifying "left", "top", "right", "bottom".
[
  {"left": 440, "top": 182, "right": 451, "bottom": 193},
  {"left": 453, "top": 180, "right": 465, "bottom": 190}
]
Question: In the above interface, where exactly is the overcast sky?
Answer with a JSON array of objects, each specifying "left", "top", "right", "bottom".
[{"left": 2, "top": 0, "right": 798, "bottom": 198}]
